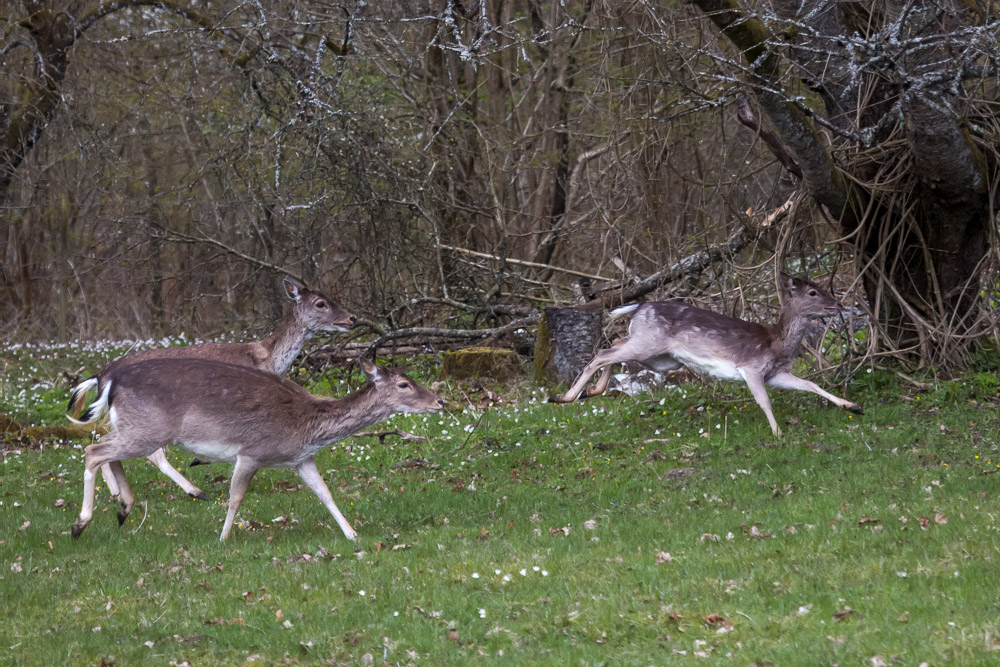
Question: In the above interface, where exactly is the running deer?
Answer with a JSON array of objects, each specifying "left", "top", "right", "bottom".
[
  {"left": 67, "top": 276, "right": 356, "bottom": 501},
  {"left": 70, "top": 357, "right": 444, "bottom": 541},
  {"left": 549, "top": 274, "right": 863, "bottom": 436}
]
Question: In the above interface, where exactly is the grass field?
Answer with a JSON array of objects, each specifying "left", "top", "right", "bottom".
[{"left": 2, "top": 340, "right": 1000, "bottom": 665}]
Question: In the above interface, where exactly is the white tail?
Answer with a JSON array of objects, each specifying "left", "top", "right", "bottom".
[
  {"left": 70, "top": 357, "right": 444, "bottom": 541},
  {"left": 66, "top": 276, "right": 356, "bottom": 501},
  {"left": 550, "top": 273, "right": 862, "bottom": 437}
]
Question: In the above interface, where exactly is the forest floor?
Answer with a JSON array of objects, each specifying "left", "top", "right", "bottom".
[{"left": 2, "top": 340, "right": 1000, "bottom": 665}]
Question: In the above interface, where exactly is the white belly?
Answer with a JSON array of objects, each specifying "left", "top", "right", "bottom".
[
  {"left": 179, "top": 440, "right": 241, "bottom": 463},
  {"left": 672, "top": 351, "right": 742, "bottom": 381}
]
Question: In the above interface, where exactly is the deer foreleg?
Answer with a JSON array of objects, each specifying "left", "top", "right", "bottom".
[
  {"left": 147, "top": 447, "right": 208, "bottom": 500},
  {"left": 739, "top": 369, "right": 782, "bottom": 437},
  {"left": 220, "top": 456, "right": 261, "bottom": 541},
  {"left": 767, "top": 371, "right": 864, "bottom": 414},
  {"left": 297, "top": 458, "right": 358, "bottom": 541}
]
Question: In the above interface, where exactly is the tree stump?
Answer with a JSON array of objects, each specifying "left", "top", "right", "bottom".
[
  {"left": 441, "top": 346, "right": 522, "bottom": 381},
  {"left": 535, "top": 306, "right": 603, "bottom": 383}
]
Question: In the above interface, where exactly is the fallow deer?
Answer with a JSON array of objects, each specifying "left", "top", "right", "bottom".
[
  {"left": 69, "top": 357, "right": 444, "bottom": 541},
  {"left": 549, "top": 273, "right": 862, "bottom": 436},
  {"left": 67, "top": 276, "right": 355, "bottom": 500}
]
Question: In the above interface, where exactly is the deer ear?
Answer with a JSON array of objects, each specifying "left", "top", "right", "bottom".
[
  {"left": 283, "top": 276, "right": 305, "bottom": 301},
  {"left": 360, "top": 357, "right": 383, "bottom": 383},
  {"left": 779, "top": 272, "right": 797, "bottom": 293}
]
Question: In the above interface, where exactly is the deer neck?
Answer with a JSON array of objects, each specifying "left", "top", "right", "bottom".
[
  {"left": 260, "top": 310, "right": 312, "bottom": 376},
  {"left": 772, "top": 309, "right": 812, "bottom": 367},
  {"left": 307, "top": 385, "right": 392, "bottom": 450}
]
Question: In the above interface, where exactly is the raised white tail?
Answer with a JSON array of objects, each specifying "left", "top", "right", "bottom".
[
  {"left": 550, "top": 273, "right": 862, "bottom": 436},
  {"left": 70, "top": 357, "right": 444, "bottom": 541}
]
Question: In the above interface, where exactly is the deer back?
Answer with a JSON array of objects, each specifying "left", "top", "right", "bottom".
[
  {"left": 97, "top": 278, "right": 354, "bottom": 380},
  {"left": 101, "top": 358, "right": 442, "bottom": 467},
  {"left": 629, "top": 301, "right": 775, "bottom": 377}
]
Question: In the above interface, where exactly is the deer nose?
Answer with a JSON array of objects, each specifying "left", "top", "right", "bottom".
[
  {"left": 436, "top": 398, "right": 445, "bottom": 408},
  {"left": 349, "top": 315, "right": 358, "bottom": 324}
]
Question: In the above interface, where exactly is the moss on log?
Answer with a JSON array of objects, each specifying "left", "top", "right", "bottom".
[{"left": 442, "top": 346, "right": 522, "bottom": 381}]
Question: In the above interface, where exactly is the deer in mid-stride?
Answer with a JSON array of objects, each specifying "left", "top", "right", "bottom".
[
  {"left": 67, "top": 276, "right": 356, "bottom": 501},
  {"left": 549, "top": 273, "right": 862, "bottom": 437},
  {"left": 69, "top": 357, "right": 444, "bottom": 541}
]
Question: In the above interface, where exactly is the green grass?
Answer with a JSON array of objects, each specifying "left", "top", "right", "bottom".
[{"left": 3, "top": 342, "right": 1000, "bottom": 664}]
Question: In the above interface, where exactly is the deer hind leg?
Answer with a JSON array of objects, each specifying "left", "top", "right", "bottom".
[
  {"left": 220, "top": 456, "right": 261, "bottom": 541},
  {"left": 738, "top": 369, "right": 782, "bottom": 437},
  {"left": 297, "top": 457, "right": 358, "bottom": 541},
  {"left": 100, "top": 463, "right": 122, "bottom": 501},
  {"left": 550, "top": 339, "right": 639, "bottom": 403},
  {"left": 767, "top": 371, "right": 864, "bottom": 414},
  {"left": 107, "top": 461, "right": 136, "bottom": 527},
  {"left": 74, "top": 439, "right": 128, "bottom": 538},
  {"left": 147, "top": 447, "right": 208, "bottom": 500}
]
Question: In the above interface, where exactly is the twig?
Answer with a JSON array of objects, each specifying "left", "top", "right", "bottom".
[
  {"left": 353, "top": 429, "right": 428, "bottom": 443},
  {"left": 365, "top": 315, "right": 540, "bottom": 356},
  {"left": 438, "top": 244, "right": 613, "bottom": 282},
  {"left": 131, "top": 501, "right": 148, "bottom": 534}
]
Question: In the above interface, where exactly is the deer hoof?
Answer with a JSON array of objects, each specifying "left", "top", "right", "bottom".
[
  {"left": 117, "top": 508, "right": 130, "bottom": 526},
  {"left": 547, "top": 395, "right": 562, "bottom": 404},
  {"left": 190, "top": 490, "right": 209, "bottom": 501},
  {"left": 847, "top": 403, "right": 864, "bottom": 415},
  {"left": 71, "top": 521, "right": 87, "bottom": 539}
]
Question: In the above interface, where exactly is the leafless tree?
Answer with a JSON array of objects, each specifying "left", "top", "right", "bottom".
[{"left": 2, "top": 1, "right": 998, "bottom": 370}]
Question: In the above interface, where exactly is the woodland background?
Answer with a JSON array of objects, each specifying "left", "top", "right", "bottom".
[{"left": 3, "top": 1, "right": 1000, "bottom": 370}]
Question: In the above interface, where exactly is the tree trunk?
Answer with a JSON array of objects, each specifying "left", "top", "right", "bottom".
[{"left": 536, "top": 306, "right": 603, "bottom": 383}]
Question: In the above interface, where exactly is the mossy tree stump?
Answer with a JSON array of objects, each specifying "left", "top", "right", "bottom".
[
  {"left": 534, "top": 306, "right": 603, "bottom": 384},
  {"left": 441, "top": 346, "right": 522, "bottom": 381}
]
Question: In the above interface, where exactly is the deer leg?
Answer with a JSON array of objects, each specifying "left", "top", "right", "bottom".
[
  {"left": 767, "top": 371, "right": 864, "bottom": 414},
  {"left": 550, "top": 341, "right": 637, "bottom": 403},
  {"left": 220, "top": 456, "right": 261, "bottom": 541},
  {"left": 739, "top": 369, "right": 782, "bottom": 437},
  {"left": 296, "top": 458, "right": 358, "bottom": 541},
  {"left": 100, "top": 463, "right": 122, "bottom": 501},
  {"left": 582, "top": 365, "right": 615, "bottom": 398},
  {"left": 72, "top": 460, "right": 102, "bottom": 538},
  {"left": 107, "top": 461, "right": 136, "bottom": 526},
  {"left": 74, "top": 439, "right": 125, "bottom": 537},
  {"left": 146, "top": 447, "right": 208, "bottom": 500}
]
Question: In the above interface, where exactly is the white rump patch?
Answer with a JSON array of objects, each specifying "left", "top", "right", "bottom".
[{"left": 609, "top": 303, "right": 641, "bottom": 319}]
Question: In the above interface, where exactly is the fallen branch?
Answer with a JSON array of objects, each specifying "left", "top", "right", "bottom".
[
  {"left": 590, "top": 195, "right": 801, "bottom": 306},
  {"left": 364, "top": 314, "right": 540, "bottom": 356},
  {"left": 589, "top": 221, "right": 757, "bottom": 306},
  {"left": 354, "top": 429, "right": 428, "bottom": 444},
  {"left": 438, "top": 244, "right": 613, "bottom": 282}
]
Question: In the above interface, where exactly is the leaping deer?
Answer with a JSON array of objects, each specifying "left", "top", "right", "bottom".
[
  {"left": 69, "top": 357, "right": 444, "bottom": 541},
  {"left": 67, "top": 276, "right": 356, "bottom": 500},
  {"left": 549, "top": 274, "right": 862, "bottom": 437}
]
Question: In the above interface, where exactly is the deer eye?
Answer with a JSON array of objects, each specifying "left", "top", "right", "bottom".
[
  {"left": 397, "top": 381, "right": 411, "bottom": 389},
  {"left": 316, "top": 300, "right": 328, "bottom": 309},
  {"left": 808, "top": 290, "right": 818, "bottom": 297}
]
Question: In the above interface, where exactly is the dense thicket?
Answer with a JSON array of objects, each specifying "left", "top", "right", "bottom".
[{"left": 2, "top": 1, "right": 998, "bottom": 367}]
